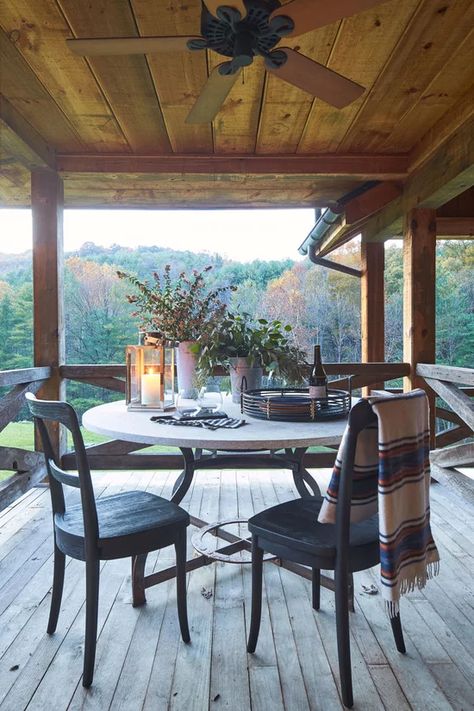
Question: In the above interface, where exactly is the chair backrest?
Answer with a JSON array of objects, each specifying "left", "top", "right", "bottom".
[
  {"left": 334, "top": 398, "right": 377, "bottom": 567},
  {"left": 333, "top": 391, "right": 430, "bottom": 567},
  {"left": 25, "top": 393, "right": 99, "bottom": 545}
]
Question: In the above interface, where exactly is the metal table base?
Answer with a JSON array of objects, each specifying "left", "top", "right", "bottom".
[{"left": 130, "top": 446, "right": 354, "bottom": 611}]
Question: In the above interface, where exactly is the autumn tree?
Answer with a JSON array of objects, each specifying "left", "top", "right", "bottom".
[{"left": 65, "top": 257, "right": 136, "bottom": 364}]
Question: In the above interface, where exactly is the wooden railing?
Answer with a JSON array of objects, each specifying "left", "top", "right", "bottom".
[
  {"left": 0, "top": 367, "right": 50, "bottom": 509},
  {"left": 417, "top": 363, "right": 474, "bottom": 504},
  {"left": 59, "top": 362, "right": 410, "bottom": 472},
  {"left": 0, "top": 361, "right": 411, "bottom": 510}
]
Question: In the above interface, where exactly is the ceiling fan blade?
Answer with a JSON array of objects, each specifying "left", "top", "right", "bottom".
[
  {"left": 267, "top": 48, "right": 365, "bottom": 109},
  {"left": 270, "top": 0, "right": 390, "bottom": 37},
  {"left": 203, "top": 0, "right": 247, "bottom": 18},
  {"left": 66, "top": 36, "right": 200, "bottom": 56},
  {"left": 186, "top": 66, "right": 241, "bottom": 124}
]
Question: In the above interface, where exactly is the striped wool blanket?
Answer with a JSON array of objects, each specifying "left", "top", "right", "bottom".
[{"left": 318, "top": 389, "right": 440, "bottom": 615}]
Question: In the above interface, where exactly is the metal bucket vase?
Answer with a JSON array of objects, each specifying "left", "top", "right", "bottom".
[
  {"left": 176, "top": 341, "right": 198, "bottom": 398},
  {"left": 229, "top": 357, "right": 263, "bottom": 404}
]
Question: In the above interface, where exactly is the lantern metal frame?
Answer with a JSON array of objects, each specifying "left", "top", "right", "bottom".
[{"left": 125, "top": 333, "right": 176, "bottom": 412}]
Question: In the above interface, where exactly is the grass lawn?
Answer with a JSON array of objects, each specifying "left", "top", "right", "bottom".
[
  {"left": 1, "top": 422, "right": 336, "bottom": 483},
  {"left": 0, "top": 421, "right": 176, "bottom": 481}
]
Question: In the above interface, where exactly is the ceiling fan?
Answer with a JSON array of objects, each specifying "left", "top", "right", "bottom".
[{"left": 66, "top": 0, "right": 388, "bottom": 124}]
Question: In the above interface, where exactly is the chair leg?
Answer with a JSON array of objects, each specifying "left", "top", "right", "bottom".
[
  {"left": 312, "top": 568, "right": 320, "bottom": 611},
  {"left": 131, "top": 553, "right": 148, "bottom": 607},
  {"left": 335, "top": 569, "right": 353, "bottom": 708},
  {"left": 390, "top": 612, "right": 406, "bottom": 654},
  {"left": 247, "top": 537, "right": 264, "bottom": 654},
  {"left": 83, "top": 557, "right": 100, "bottom": 688},
  {"left": 348, "top": 573, "right": 355, "bottom": 613},
  {"left": 47, "top": 543, "right": 65, "bottom": 634},
  {"left": 175, "top": 529, "right": 190, "bottom": 643}
]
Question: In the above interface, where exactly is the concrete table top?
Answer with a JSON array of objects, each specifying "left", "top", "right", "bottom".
[{"left": 83, "top": 396, "right": 349, "bottom": 451}]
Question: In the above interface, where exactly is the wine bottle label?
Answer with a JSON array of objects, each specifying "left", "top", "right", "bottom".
[{"left": 309, "top": 385, "right": 326, "bottom": 398}]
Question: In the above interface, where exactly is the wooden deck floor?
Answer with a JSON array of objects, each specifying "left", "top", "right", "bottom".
[{"left": 0, "top": 468, "right": 473, "bottom": 711}]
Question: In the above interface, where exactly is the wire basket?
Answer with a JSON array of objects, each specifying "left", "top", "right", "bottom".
[{"left": 241, "top": 387, "right": 351, "bottom": 422}]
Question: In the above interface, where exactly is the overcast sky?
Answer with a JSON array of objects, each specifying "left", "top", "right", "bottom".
[{"left": 0, "top": 208, "right": 316, "bottom": 262}]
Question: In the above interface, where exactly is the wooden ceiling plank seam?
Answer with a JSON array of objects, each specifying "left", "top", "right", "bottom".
[
  {"left": 0, "top": 26, "right": 85, "bottom": 149},
  {"left": 142, "top": 54, "right": 172, "bottom": 153},
  {"left": 408, "top": 84, "right": 474, "bottom": 173},
  {"left": 254, "top": 63, "right": 271, "bottom": 155},
  {"left": 0, "top": 94, "right": 55, "bottom": 169},
  {"left": 296, "top": 0, "right": 421, "bottom": 154},
  {"left": 338, "top": 0, "right": 474, "bottom": 152},
  {"left": 79, "top": 55, "right": 136, "bottom": 154},
  {"left": 56, "top": 0, "right": 172, "bottom": 154},
  {"left": 376, "top": 25, "right": 474, "bottom": 153},
  {"left": 208, "top": 55, "right": 266, "bottom": 155},
  {"left": 332, "top": 0, "right": 425, "bottom": 151},
  {"left": 295, "top": 19, "right": 345, "bottom": 153},
  {"left": 252, "top": 66, "right": 268, "bottom": 156},
  {"left": 128, "top": 0, "right": 173, "bottom": 153},
  {"left": 255, "top": 23, "right": 339, "bottom": 154},
  {"left": 131, "top": 0, "right": 212, "bottom": 154},
  {"left": 1, "top": 0, "right": 131, "bottom": 153},
  {"left": 206, "top": 49, "right": 217, "bottom": 154},
  {"left": 52, "top": 0, "right": 133, "bottom": 153},
  {"left": 0, "top": 26, "right": 85, "bottom": 151}
]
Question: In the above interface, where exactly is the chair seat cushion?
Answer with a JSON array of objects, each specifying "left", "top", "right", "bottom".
[
  {"left": 248, "top": 497, "right": 379, "bottom": 571},
  {"left": 55, "top": 491, "right": 189, "bottom": 560}
]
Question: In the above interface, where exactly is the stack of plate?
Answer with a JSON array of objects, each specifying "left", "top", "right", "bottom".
[{"left": 241, "top": 388, "right": 350, "bottom": 422}]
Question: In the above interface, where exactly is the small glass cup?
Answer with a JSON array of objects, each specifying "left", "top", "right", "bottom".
[
  {"left": 175, "top": 388, "right": 200, "bottom": 415},
  {"left": 197, "top": 385, "right": 223, "bottom": 412}
]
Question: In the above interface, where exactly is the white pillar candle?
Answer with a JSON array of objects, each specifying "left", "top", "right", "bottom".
[{"left": 141, "top": 371, "right": 161, "bottom": 405}]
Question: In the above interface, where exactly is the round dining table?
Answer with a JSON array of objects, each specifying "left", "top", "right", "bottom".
[
  {"left": 83, "top": 396, "right": 347, "bottom": 502},
  {"left": 82, "top": 397, "right": 349, "bottom": 605}
]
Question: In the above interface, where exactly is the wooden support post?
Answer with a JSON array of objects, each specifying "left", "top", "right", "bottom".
[
  {"left": 361, "top": 241, "right": 385, "bottom": 395},
  {"left": 403, "top": 208, "right": 436, "bottom": 441},
  {"left": 31, "top": 169, "right": 66, "bottom": 459}
]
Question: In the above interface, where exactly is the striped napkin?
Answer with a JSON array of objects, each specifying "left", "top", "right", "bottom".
[
  {"left": 318, "top": 389, "right": 440, "bottom": 615},
  {"left": 152, "top": 416, "right": 247, "bottom": 430}
]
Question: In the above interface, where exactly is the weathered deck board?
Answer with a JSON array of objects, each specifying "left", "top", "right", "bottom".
[{"left": 0, "top": 470, "right": 473, "bottom": 711}]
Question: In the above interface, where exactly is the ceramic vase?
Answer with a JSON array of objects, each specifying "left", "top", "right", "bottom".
[
  {"left": 176, "top": 341, "right": 198, "bottom": 398},
  {"left": 229, "top": 356, "right": 263, "bottom": 403}
]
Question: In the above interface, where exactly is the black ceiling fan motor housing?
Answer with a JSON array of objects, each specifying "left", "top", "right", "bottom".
[{"left": 187, "top": 0, "right": 294, "bottom": 73}]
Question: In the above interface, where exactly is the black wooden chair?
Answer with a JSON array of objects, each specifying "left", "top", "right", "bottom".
[
  {"left": 246, "top": 398, "right": 406, "bottom": 708},
  {"left": 26, "top": 393, "right": 191, "bottom": 687}
]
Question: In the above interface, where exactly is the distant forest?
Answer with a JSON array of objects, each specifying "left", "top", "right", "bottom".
[{"left": 0, "top": 240, "right": 472, "bottom": 415}]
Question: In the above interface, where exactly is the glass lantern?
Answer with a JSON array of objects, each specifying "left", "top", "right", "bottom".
[{"left": 125, "top": 333, "right": 176, "bottom": 411}]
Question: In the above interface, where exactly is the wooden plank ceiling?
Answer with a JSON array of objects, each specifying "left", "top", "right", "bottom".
[{"left": 0, "top": 0, "right": 473, "bottom": 208}]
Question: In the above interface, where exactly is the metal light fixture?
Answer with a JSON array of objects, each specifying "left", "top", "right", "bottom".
[{"left": 125, "top": 333, "right": 175, "bottom": 411}]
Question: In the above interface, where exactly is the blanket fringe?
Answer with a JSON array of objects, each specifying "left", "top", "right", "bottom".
[{"left": 384, "top": 559, "right": 440, "bottom": 618}]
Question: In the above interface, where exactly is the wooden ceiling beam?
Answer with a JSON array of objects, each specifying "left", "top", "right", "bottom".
[
  {"left": 436, "top": 217, "right": 474, "bottom": 238},
  {"left": 408, "top": 86, "right": 474, "bottom": 174},
  {"left": 313, "top": 111, "right": 474, "bottom": 255},
  {"left": 342, "top": 182, "right": 403, "bottom": 224},
  {"left": 0, "top": 95, "right": 55, "bottom": 169},
  {"left": 437, "top": 187, "right": 474, "bottom": 217},
  {"left": 55, "top": 153, "right": 409, "bottom": 179}
]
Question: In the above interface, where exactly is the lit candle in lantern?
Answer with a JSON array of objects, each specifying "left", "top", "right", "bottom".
[{"left": 141, "top": 367, "right": 161, "bottom": 406}]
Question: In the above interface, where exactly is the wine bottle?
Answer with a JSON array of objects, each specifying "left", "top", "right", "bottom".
[{"left": 308, "top": 345, "right": 327, "bottom": 398}]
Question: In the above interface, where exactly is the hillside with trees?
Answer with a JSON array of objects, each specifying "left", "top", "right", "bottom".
[{"left": 0, "top": 240, "right": 472, "bottom": 417}]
